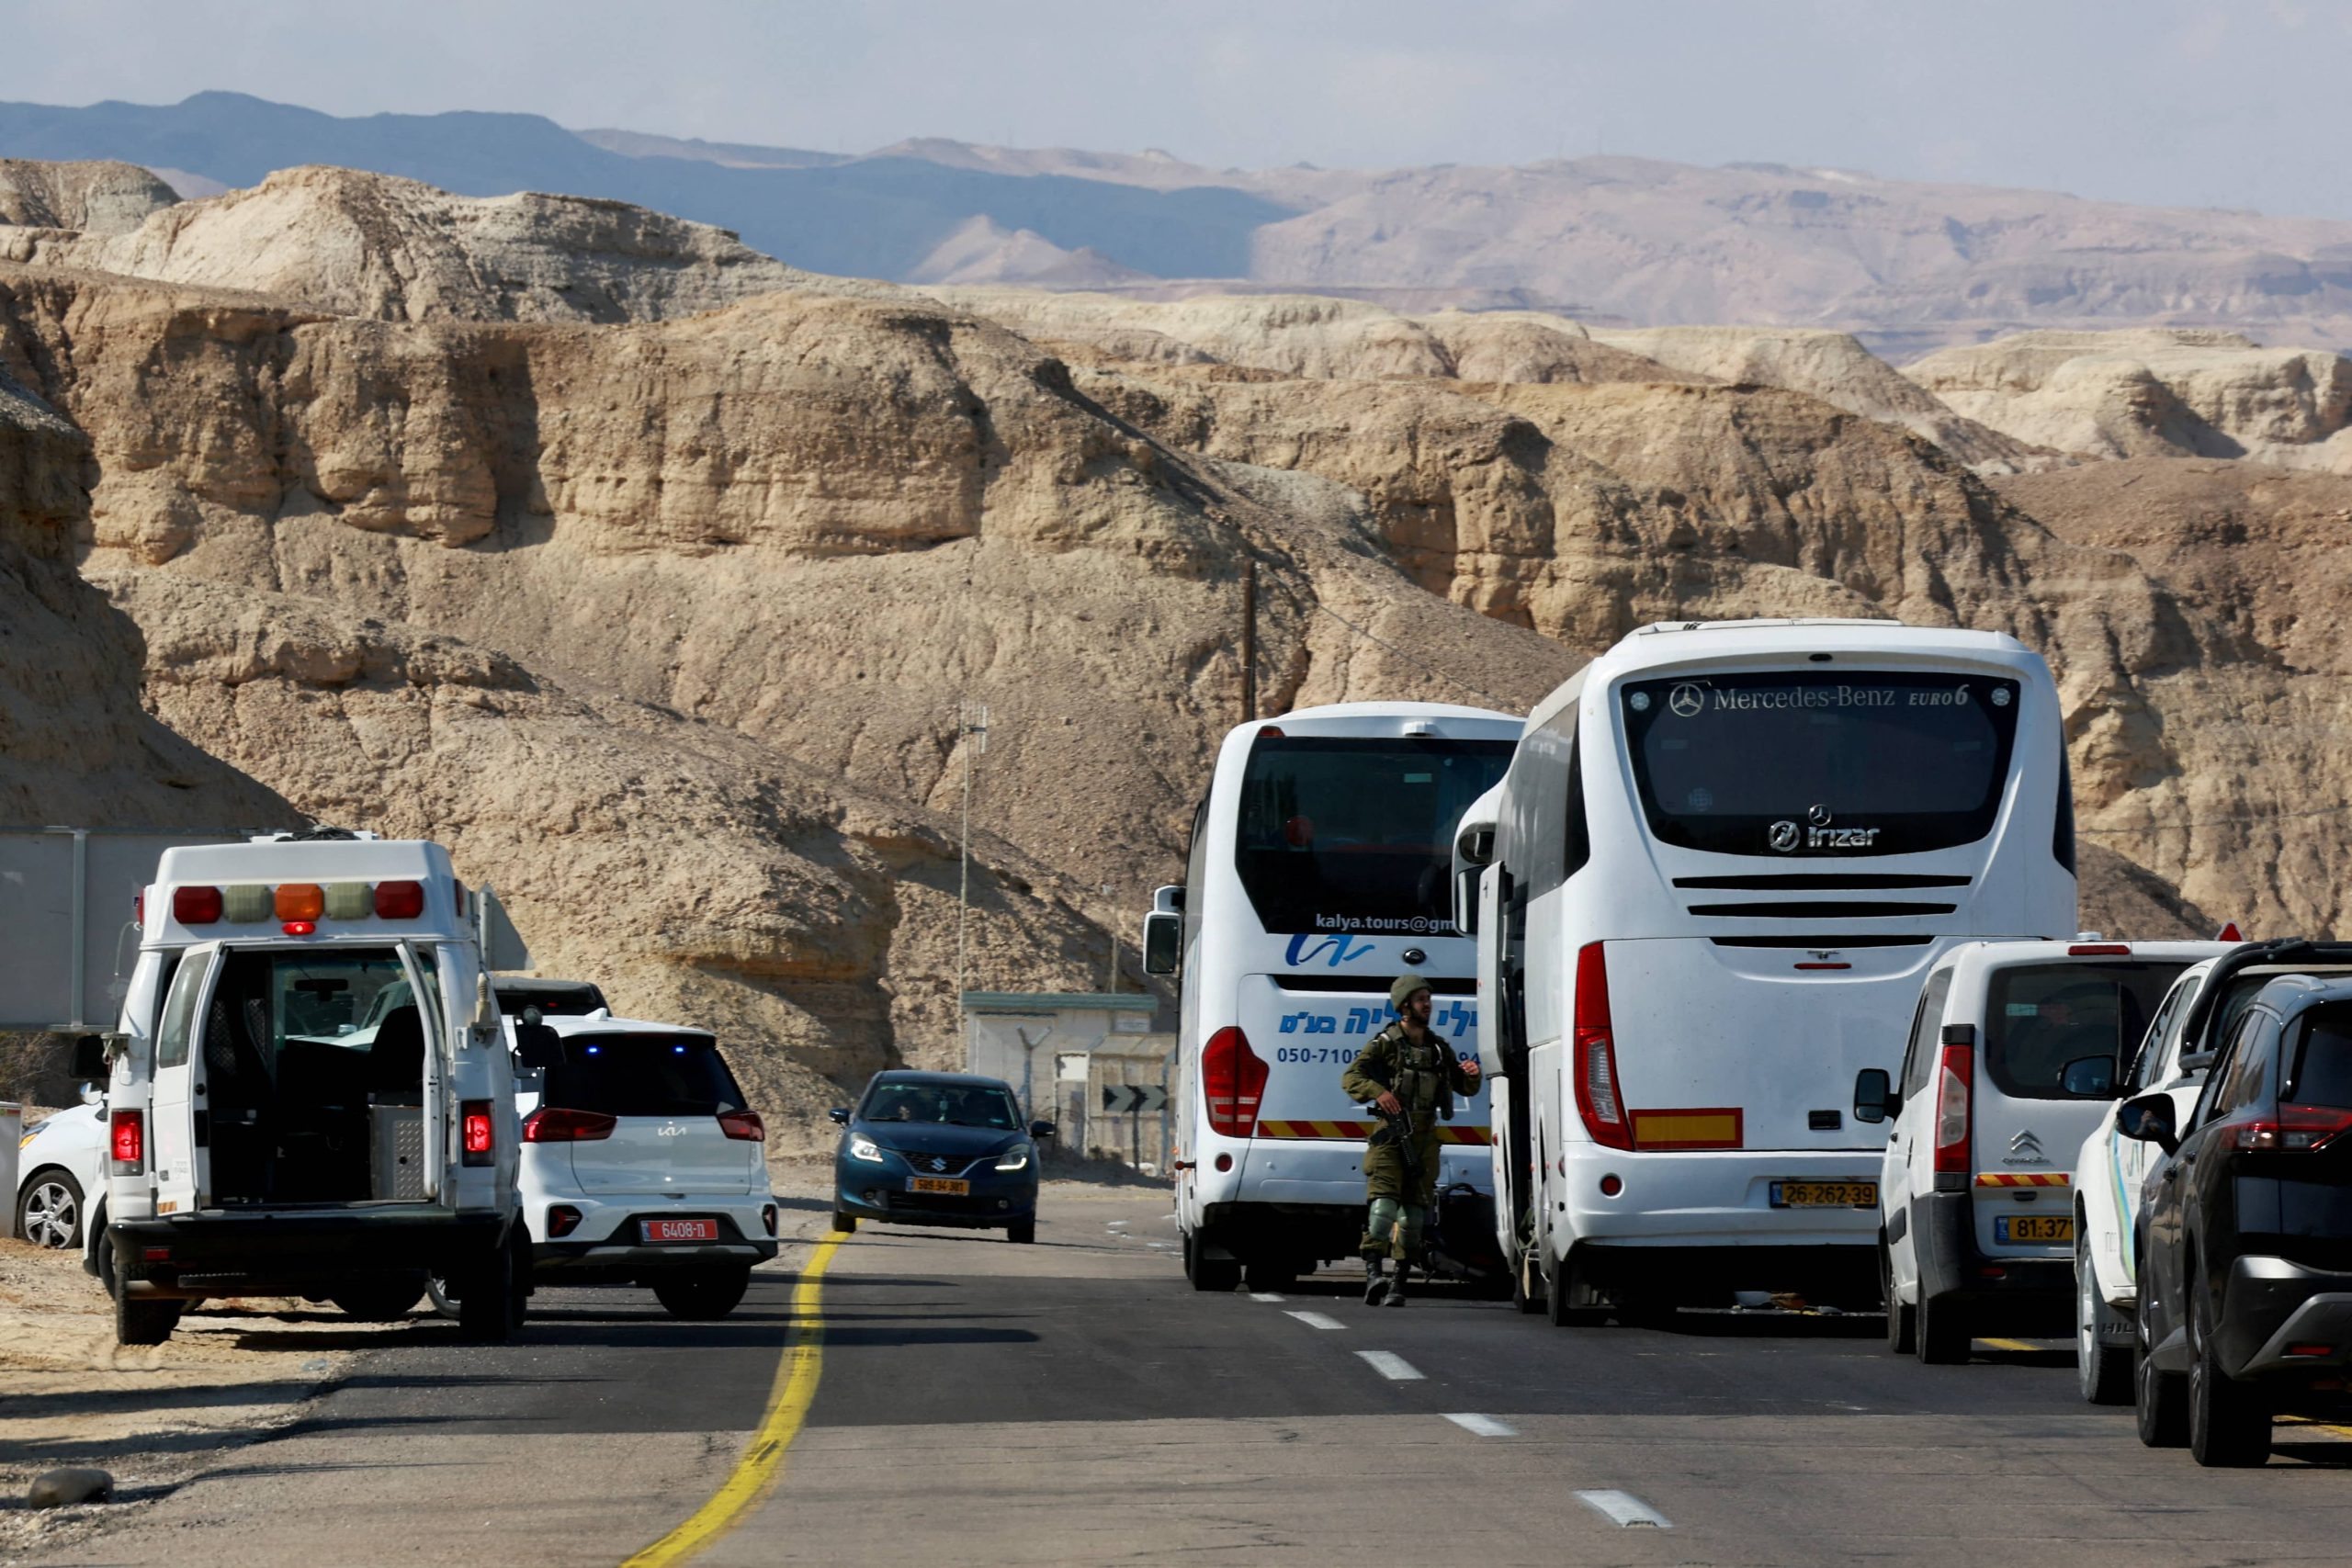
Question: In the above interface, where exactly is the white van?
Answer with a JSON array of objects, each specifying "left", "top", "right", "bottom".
[
  {"left": 100, "top": 832, "right": 531, "bottom": 1345},
  {"left": 2070, "top": 940, "right": 2352, "bottom": 1402},
  {"left": 1859, "top": 939, "right": 2227, "bottom": 1363}
]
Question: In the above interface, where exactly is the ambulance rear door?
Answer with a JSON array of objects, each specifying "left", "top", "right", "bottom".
[{"left": 151, "top": 942, "right": 223, "bottom": 1216}]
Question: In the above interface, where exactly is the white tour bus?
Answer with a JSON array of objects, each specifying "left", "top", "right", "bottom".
[
  {"left": 1459, "top": 620, "right": 2076, "bottom": 1322},
  {"left": 1142, "top": 702, "right": 1521, "bottom": 1292}
]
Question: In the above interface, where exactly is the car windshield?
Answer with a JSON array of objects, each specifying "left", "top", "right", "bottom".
[
  {"left": 861, "top": 1080, "right": 1022, "bottom": 1129},
  {"left": 540, "top": 1033, "right": 746, "bottom": 1116},
  {"left": 1621, "top": 671, "right": 2021, "bottom": 857},
  {"left": 1984, "top": 961, "right": 2187, "bottom": 1099}
]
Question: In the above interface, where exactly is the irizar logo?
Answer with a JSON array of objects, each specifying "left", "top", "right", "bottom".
[
  {"left": 1768, "top": 807, "right": 1880, "bottom": 853},
  {"left": 2006, "top": 1129, "right": 2045, "bottom": 1165}
]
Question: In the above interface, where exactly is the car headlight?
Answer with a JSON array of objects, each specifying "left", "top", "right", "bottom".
[
  {"left": 994, "top": 1145, "right": 1032, "bottom": 1172},
  {"left": 849, "top": 1135, "right": 885, "bottom": 1164}
]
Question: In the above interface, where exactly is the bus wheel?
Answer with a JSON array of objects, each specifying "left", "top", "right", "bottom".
[{"left": 1184, "top": 1233, "right": 1239, "bottom": 1293}]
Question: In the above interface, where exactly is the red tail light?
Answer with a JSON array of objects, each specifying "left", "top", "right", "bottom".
[
  {"left": 522, "top": 1106, "right": 617, "bottom": 1143},
  {"left": 172, "top": 886, "right": 222, "bottom": 925},
  {"left": 461, "top": 1100, "right": 495, "bottom": 1165},
  {"left": 375, "top": 880, "right": 424, "bottom": 919},
  {"left": 2068, "top": 944, "right": 2131, "bottom": 956},
  {"left": 718, "top": 1110, "right": 766, "bottom": 1142},
  {"left": 1203, "top": 1026, "right": 1268, "bottom": 1138},
  {"left": 1933, "top": 1043, "right": 1973, "bottom": 1174},
  {"left": 109, "top": 1109, "right": 144, "bottom": 1170},
  {"left": 1573, "top": 942, "right": 1632, "bottom": 1151},
  {"left": 2223, "top": 1105, "right": 2352, "bottom": 1153},
  {"left": 547, "top": 1204, "right": 583, "bottom": 1238}
]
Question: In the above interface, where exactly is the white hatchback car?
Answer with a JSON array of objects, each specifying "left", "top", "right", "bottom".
[
  {"left": 2071, "top": 941, "right": 2352, "bottom": 1404},
  {"left": 16, "top": 1100, "right": 103, "bottom": 1250},
  {"left": 1858, "top": 940, "right": 2227, "bottom": 1365},
  {"left": 512, "top": 1012, "right": 779, "bottom": 1319}
]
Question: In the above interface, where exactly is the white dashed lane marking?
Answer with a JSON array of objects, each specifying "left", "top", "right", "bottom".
[
  {"left": 1444, "top": 1413, "right": 1515, "bottom": 1437},
  {"left": 1284, "top": 1311, "right": 1347, "bottom": 1331},
  {"left": 1250, "top": 1292, "right": 1287, "bottom": 1303},
  {"left": 1577, "top": 1490, "right": 1670, "bottom": 1529},
  {"left": 1356, "top": 1351, "right": 1422, "bottom": 1381}
]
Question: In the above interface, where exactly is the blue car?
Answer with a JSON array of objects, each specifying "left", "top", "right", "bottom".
[{"left": 830, "top": 1071, "right": 1054, "bottom": 1243}]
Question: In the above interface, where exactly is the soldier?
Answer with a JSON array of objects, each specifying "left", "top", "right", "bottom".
[{"left": 1341, "top": 974, "right": 1480, "bottom": 1306}]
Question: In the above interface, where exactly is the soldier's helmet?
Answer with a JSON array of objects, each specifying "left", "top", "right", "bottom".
[{"left": 1389, "top": 974, "right": 1431, "bottom": 1011}]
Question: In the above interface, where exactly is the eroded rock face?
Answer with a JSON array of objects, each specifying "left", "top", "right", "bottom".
[
  {"left": 1908, "top": 330, "right": 2352, "bottom": 471},
  {"left": 12, "top": 165, "right": 867, "bottom": 324},
  {"left": 0, "top": 160, "right": 177, "bottom": 236}
]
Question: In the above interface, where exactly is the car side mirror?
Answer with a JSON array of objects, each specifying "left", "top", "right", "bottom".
[
  {"left": 2062, "top": 1055, "right": 2116, "bottom": 1099},
  {"left": 1142, "top": 911, "right": 1181, "bottom": 976},
  {"left": 828, "top": 1107, "right": 850, "bottom": 1125},
  {"left": 2116, "top": 1093, "right": 2179, "bottom": 1156},
  {"left": 1852, "top": 1067, "right": 1898, "bottom": 1124},
  {"left": 68, "top": 1034, "right": 107, "bottom": 1083},
  {"left": 512, "top": 1021, "right": 562, "bottom": 1070},
  {"left": 1030, "top": 1120, "right": 1057, "bottom": 1139}
]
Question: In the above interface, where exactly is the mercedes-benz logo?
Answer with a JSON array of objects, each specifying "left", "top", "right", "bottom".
[
  {"left": 1769, "top": 820, "right": 1801, "bottom": 852},
  {"left": 1807, "top": 804, "right": 1833, "bottom": 828},
  {"left": 1668, "top": 682, "right": 1706, "bottom": 718}
]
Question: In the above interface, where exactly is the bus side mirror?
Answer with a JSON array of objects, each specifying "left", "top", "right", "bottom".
[
  {"left": 2116, "top": 1094, "right": 2178, "bottom": 1156},
  {"left": 1142, "top": 911, "right": 1181, "bottom": 976},
  {"left": 1453, "top": 867, "right": 1480, "bottom": 937},
  {"left": 69, "top": 1034, "right": 107, "bottom": 1083},
  {"left": 513, "top": 1022, "right": 562, "bottom": 1070},
  {"left": 1852, "top": 1068, "right": 1898, "bottom": 1123}
]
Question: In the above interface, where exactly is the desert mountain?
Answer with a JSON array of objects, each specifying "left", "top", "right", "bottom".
[
  {"left": 11, "top": 95, "right": 2352, "bottom": 346},
  {"left": 10, "top": 159, "right": 2349, "bottom": 1131}
]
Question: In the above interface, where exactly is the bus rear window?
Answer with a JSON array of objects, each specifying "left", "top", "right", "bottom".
[
  {"left": 1234, "top": 735, "right": 1513, "bottom": 936},
  {"left": 1984, "top": 962, "right": 2186, "bottom": 1100},
  {"left": 1621, "top": 671, "right": 2020, "bottom": 857}
]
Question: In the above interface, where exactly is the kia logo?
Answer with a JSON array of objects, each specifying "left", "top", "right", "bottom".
[
  {"left": 1769, "top": 820, "right": 1801, "bottom": 852},
  {"left": 1668, "top": 682, "right": 1706, "bottom": 718}
]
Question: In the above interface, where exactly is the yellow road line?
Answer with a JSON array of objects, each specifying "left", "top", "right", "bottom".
[
  {"left": 2278, "top": 1414, "right": 2352, "bottom": 1440},
  {"left": 622, "top": 1232, "right": 846, "bottom": 1567},
  {"left": 1978, "top": 1337, "right": 2041, "bottom": 1352}
]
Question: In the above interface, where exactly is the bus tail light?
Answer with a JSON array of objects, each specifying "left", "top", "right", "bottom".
[
  {"left": 1203, "top": 1027, "right": 1267, "bottom": 1138},
  {"left": 1932, "top": 1043, "right": 1973, "bottom": 1174},
  {"left": 1573, "top": 942, "right": 1632, "bottom": 1151},
  {"left": 461, "top": 1100, "right": 495, "bottom": 1165},
  {"left": 109, "top": 1110, "right": 144, "bottom": 1172}
]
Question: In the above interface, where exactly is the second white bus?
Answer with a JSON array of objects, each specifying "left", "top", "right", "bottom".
[
  {"left": 1460, "top": 620, "right": 2076, "bottom": 1322},
  {"left": 1143, "top": 702, "right": 1521, "bottom": 1292}
]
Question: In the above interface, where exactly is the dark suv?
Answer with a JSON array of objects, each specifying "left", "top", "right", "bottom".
[{"left": 2122, "top": 972, "right": 2352, "bottom": 1465}]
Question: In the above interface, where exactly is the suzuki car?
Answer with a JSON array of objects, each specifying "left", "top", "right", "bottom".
[
  {"left": 830, "top": 1070, "right": 1053, "bottom": 1243},
  {"left": 514, "top": 1013, "right": 778, "bottom": 1319}
]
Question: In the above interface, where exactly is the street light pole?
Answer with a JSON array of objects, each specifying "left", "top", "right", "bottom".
[
  {"left": 955, "top": 703, "right": 989, "bottom": 1013},
  {"left": 1101, "top": 883, "right": 1116, "bottom": 995}
]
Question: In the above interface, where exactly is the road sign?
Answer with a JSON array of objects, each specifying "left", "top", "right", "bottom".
[{"left": 1102, "top": 1084, "right": 1167, "bottom": 1114}]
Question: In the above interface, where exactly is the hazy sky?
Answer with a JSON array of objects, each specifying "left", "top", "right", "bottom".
[{"left": 6, "top": 0, "right": 2347, "bottom": 217}]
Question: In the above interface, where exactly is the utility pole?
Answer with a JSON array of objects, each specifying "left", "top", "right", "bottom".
[
  {"left": 1239, "top": 555, "right": 1258, "bottom": 724},
  {"left": 1101, "top": 883, "right": 1116, "bottom": 995},
  {"left": 955, "top": 702, "right": 989, "bottom": 1010}
]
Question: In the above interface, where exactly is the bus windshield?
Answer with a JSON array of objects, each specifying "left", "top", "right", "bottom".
[
  {"left": 1620, "top": 671, "right": 2021, "bottom": 857},
  {"left": 1233, "top": 734, "right": 1513, "bottom": 935}
]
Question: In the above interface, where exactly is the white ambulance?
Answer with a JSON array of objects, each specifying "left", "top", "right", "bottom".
[{"left": 99, "top": 830, "right": 532, "bottom": 1346}]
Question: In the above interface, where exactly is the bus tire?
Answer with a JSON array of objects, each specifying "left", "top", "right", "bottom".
[
  {"left": 1544, "top": 1253, "right": 1606, "bottom": 1327},
  {"left": 1184, "top": 1233, "right": 1239, "bottom": 1293}
]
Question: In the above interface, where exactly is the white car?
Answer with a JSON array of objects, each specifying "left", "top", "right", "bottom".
[
  {"left": 17, "top": 1100, "right": 103, "bottom": 1250},
  {"left": 512, "top": 1012, "right": 779, "bottom": 1319},
  {"left": 2070, "top": 941, "right": 2352, "bottom": 1404},
  {"left": 1859, "top": 939, "right": 2226, "bottom": 1365}
]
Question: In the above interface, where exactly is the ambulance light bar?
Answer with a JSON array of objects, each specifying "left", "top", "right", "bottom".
[{"left": 170, "top": 880, "right": 428, "bottom": 928}]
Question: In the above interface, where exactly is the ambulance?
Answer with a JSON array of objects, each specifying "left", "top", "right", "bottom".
[{"left": 99, "top": 830, "right": 532, "bottom": 1346}]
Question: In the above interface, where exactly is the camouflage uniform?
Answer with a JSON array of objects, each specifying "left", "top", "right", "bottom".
[{"left": 1340, "top": 985, "right": 1478, "bottom": 1269}]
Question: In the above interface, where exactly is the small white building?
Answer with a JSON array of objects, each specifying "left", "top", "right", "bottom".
[{"left": 960, "top": 990, "right": 1170, "bottom": 1168}]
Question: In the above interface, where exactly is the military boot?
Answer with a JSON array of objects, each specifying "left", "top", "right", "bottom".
[
  {"left": 1385, "top": 1261, "right": 1409, "bottom": 1307},
  {"left": 1363, "top": 1258, "right": 1389, "bottom": 1306}
]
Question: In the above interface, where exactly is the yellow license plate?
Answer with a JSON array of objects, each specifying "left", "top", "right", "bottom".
[
  {"left": 1772, "top": 1179, "right": 1877, "bottom": 1209},
  {"left": 908, "top": 1177, "right": 969, "bottom": 1195},
  {"left": 1997, "top": 1214, "right": 2073, "bottom": 1245}
]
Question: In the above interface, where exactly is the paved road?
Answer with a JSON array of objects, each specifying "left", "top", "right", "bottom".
[{"left": 38, "top": 1189, "right": 2352, "bottom": 1566}]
